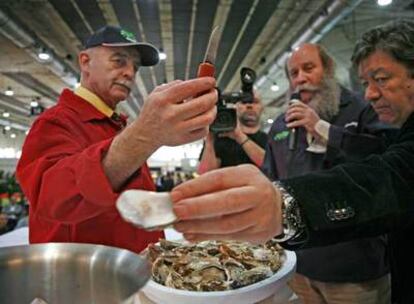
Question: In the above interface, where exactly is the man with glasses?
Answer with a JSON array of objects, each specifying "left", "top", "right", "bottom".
[{"left": 171, "top": 20, "right": 414, "bottom": 303}]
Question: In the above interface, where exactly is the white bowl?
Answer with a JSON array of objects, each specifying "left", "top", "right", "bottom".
[{"left": 142, "top": 250, "right": 296, "bottom": 304}]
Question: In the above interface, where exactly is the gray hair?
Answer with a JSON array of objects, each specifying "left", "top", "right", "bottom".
[{"left": 351, "top": 20, "right": 414, "bottom": 77}]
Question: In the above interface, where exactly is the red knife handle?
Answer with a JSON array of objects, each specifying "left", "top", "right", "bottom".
[{"left": 197, "top": 62, "right": 215, "bottom": 78}]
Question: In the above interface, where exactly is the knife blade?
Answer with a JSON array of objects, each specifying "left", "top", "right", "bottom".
[{"left": 197, "top": 26, "right": 220, "bottom": 78}]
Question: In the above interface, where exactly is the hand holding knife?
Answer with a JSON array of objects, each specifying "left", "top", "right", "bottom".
[{"left": 116, "top": 27, "right": 221, "bottom": 231}]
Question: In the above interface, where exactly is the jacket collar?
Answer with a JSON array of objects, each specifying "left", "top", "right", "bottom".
[
  {"left": 74, "top": 86, "right": 114, "bottom": 118},
  {"left": 58, "top": 89, "right": 128, "bottom": 123}
]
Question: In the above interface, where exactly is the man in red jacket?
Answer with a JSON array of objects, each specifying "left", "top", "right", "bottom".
[{"left": 16, "top": 26, "right": 217, "bottom": 254}]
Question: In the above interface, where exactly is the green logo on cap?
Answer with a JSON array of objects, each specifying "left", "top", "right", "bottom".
[{"left": 120, "top": 29, "right": 137, "bottom": 43}]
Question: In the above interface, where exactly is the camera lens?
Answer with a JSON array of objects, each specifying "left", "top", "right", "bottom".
[
  {"left": 240, "top": 68, "right": 256, "bottom": 85},
  {"left": 242, "top": 72, "right": 253, "bottom": 84}
]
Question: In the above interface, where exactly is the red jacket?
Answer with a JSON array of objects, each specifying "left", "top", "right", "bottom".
[{"left": 16, "top": 89, "right": 163, "bottom": 253}]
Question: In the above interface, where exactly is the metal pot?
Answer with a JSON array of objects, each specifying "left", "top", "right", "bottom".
[{"left": 0, "top": 243, "right": 150, "bottom": 304}]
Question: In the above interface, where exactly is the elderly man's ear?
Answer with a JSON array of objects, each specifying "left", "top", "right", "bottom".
[{"left": 78, "top": 51, "right": 91, "bottom": 72}]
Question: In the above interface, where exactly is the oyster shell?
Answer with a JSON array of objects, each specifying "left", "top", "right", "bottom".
[
  {"left": 146, "top": 239, "right": 284, "bottom": 292},
  {"left": 116, "top": 190, "right": 177, "bottom": 230},
  {"left": 230, "top": 266, "right": 273, "bottom": 289}
]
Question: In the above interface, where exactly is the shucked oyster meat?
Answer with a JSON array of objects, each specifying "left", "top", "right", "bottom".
[
  {"left": 146, "top": 239, "right": 284, "bottom": 292},
  {"left": 116, "top": 190, "right": 177, "bottom": 230}
]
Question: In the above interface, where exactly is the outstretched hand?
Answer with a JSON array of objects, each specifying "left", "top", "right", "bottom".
[{"left": 171, "top": 164, "right": 283, "bottom": 244}]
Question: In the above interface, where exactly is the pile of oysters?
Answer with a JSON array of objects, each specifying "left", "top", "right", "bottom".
[{"left": 146, "top": 239, "right": 284, "bottom": 292}]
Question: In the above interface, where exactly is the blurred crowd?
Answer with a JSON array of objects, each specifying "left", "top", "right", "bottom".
[
  {"left": 154, "top": 171, "right": 195, "bottom": 192},
  {"left": 0, "top": 170, "right": 28, "bottom": 234}
]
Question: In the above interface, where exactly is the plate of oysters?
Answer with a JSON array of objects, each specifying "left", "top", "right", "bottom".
[{"left": 142, "top": 239, "right": 296, "bottom": 304}]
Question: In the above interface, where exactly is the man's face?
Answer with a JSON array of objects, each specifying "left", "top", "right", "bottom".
[
  {"left": 237, "top": 94, "right": 263, "bottom": 127},
  {"left": 358, "top": 50, "right": 414, "bottom": 127},
  {"left": 80, "top": 46, "right": 140, "bottom": 108},
  {"left": 287, "top": 44, "right": 325, "bottom": 103}
]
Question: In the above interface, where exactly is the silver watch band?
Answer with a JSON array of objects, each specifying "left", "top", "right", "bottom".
[{"left": 272, "top": 181, "right": 305, "bottom": 243}]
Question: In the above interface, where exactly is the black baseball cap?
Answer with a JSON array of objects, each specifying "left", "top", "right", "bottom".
[{"left": 84, "top": 25, "right": 159, "bottom": 66}]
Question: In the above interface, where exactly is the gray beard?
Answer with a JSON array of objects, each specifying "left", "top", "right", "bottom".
[{"left": 308, "top": 77, "right": 340, "bottom": 121}]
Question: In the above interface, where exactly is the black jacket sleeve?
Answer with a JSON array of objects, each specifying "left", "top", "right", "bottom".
[
  {"left": 326, "top": 95, "right": 397, "bottom": 164},
  {"left": 282, "top": 114, "right": 414, "bottom": 249}
]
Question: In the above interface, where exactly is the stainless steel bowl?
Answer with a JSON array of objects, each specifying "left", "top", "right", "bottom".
[{"left": 0, "top": 243, "right": 150, "bottom": 304}]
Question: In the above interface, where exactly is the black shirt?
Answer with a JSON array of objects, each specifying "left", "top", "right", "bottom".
[{"left": 212, "top": 130, "right": 267, "bottom": 167}]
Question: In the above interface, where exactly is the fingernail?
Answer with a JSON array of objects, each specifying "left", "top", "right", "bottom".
[
  {"left": 170, "top": 190, "right": 182, "bottom": 203},
  {"left": 173, "top": 204, "right": 186, "bottom": 218}
]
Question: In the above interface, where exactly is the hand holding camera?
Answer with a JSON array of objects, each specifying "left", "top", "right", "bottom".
[{"left": 217, "top": 118, "right": 246, "bottom": 142}]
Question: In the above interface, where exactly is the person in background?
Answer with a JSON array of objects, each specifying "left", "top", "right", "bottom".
[
  {"left": 262, "top": 43, "right": 392, "bottom": 304},
  {"left": 15, "top": 203, "right": 29, "bottom": 229},
  {"left": 170, "top": 20, "right": 414, "bottom": 304},
  {"left": 16, "top": 26, "right": 217, "bottom": 254},
  {"left": 175, "top": 173, "right": 184, "bottom": 186},
  {"left": 198, "top": 92, "right": 267, "bottom": 173},
  {"left": 162, "top": 172, "right": 175, "bottom": 192},
  {"left": 0, "top": 212, "right": 8, "bottom": 234}
]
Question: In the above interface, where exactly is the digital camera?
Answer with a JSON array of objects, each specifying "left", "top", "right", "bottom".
[{"left": 210, "top": 67, "right": 256, "bottom": 133}]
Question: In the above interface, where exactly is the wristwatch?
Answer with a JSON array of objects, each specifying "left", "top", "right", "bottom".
[{"left": 272, "top": 181, "right": 305, "bottom": 243}]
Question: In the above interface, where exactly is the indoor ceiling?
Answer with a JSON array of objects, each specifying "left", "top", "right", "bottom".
[{"left": 0, "top": 0, "right": 413, "bottom": 133}]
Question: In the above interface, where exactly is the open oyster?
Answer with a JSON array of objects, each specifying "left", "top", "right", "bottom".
[{"left": 116, "top": 190, "right": 177, "bottom": 230}]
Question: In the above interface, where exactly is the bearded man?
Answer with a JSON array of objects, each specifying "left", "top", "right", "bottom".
[{"left": 262, "top": 43, "right": 394, "bottom": 304}]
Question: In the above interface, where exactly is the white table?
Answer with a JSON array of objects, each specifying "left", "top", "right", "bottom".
[{"left": 0, "top": 227, "right": 29, "bottom": 248}]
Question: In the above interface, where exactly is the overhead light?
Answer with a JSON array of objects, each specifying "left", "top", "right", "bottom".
[
  {"left": 30, "top": 100, "right": 39, "bottom": 107},
  {"left": 38, "top": 49, "right": 51, "bottom": 61},
  {"left": 2, "top": 112, "right": 10, "bottom": 118},
  {"left": 271, "top": 83, "right": 280, "bottom": 92},
  {"left": 10, "top": 133, "right": 16, "bottom": 139},
  {"left": 377, "top": 0, "right": 392, "bottom": 6},
  {"left": 5, "top": 87, "right": 14, "bottom": 96},
  {"left": 158, "top": 49, "right": 167, "bottom": 61},
  {"left": 267, "top": 118, "right": 274, "bottom": 124},
  {"left": 4, "top": 125, "right": 11, "bottom": 131}
]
